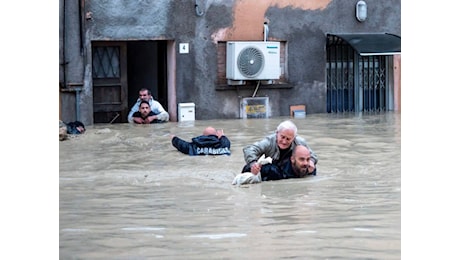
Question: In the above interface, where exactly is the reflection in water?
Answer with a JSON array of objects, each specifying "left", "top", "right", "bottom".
[{"left": 60, "top": 112, "right": 401, "bottom": 259}]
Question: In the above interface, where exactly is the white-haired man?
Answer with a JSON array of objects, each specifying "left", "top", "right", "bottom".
[{"left": 241, "top": 120, "right": 317, "bottom": 180}]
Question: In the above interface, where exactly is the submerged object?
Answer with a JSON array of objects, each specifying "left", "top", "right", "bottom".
[{"left": 232, "top": 154, "right": 272, "bottom": 185}]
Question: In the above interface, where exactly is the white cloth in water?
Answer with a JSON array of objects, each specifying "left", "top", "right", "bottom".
[{"left": 232, "top": 154, "right": 272, "bottom": 185}]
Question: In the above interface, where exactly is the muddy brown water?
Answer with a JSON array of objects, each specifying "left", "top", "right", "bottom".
[{"left": 59, "top": 112, "right": 400, "bottom": 259}]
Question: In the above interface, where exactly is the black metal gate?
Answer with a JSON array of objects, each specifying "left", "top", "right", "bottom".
[{"left": 327, "top": 35, "right": 389, "bottom": 113}]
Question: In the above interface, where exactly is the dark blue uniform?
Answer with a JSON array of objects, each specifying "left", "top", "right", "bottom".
[{"left": 171, "top": 135, "right": 231, "bottom": 156}]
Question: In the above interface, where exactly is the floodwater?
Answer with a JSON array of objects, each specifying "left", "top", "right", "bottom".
[{"left": 59, "top": 112, "right": 401, "bottom": 259}]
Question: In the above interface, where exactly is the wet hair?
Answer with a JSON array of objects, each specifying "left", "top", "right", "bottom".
[
  {"left": 276, "top": 120, "right": 297, "bottom": 136},
  {"left": 66, "top": 121, "right": 85, "bottom": 134},
  {"left": 139, "top": 100, "right": 150, "bottom": 107}
]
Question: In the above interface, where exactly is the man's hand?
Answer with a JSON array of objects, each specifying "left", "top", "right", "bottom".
[
  {"left": 133, "top": 118, "right": 144, "bottom": 124},
  {"left": 145, "top": 115, "right": 157, "bottom": 123},
  {"left": 307, "top": 160, "right": 315, "bottom": 174},
  {"left": 216, "top": 129, "right": 223, "bottom": 138},
  {"left": 250, "top": 162, "right": 261, "bottom": 175}
]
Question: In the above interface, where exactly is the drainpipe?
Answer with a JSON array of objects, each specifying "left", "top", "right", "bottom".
[
  {"left": 73, "top": 87, "right": 82, "bottom": 121},
  {"left": 61, "top": 83, "right": 83, "bottom": 121},
  {"left": 195, "top": 0, "right": 204, "bottom": 16},
  {"left": 60, "top": 0, "right": 84, "bottom": 122},
  {"left": 61, "top": 0, "right": 67, "bottom": 87},
  {"left": 79, "top": 0, "right": 85, "bottom": 54},
  {"left": 263, "top": 22, "right": 269, "bottom": 42}
]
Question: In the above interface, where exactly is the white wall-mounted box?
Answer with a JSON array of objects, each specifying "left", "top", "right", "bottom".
[{"left": 178, "top": 103, "right": 195, "bottom": 122}]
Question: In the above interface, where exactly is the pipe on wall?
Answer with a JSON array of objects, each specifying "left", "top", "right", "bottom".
[
  {"left": 61, "top": 84, "right": 83, "bottom": 121},
  {"left": 195, "top": 0, "right": 204, "bottom": 16},
  {"left": 61, "top": 0, "right": 67, "bottom": 88}
]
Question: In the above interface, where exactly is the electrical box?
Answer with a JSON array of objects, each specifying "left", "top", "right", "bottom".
[
  {"left": 178, "top": 103, "right": 195, "bottom": 122},
  {"left": 240, "top": 97, "right": 270, "bottom": 119}
]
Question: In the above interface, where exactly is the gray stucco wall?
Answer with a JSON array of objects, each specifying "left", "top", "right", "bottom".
[{"left": 59, "top": 0, "right": 400, "bottom": 125}]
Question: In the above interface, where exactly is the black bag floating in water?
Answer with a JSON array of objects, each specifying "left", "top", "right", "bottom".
[{"left": 66, "top": 121, "right": 85, "bottom": 134}]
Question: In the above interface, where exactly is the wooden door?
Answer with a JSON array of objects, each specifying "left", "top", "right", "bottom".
[{"left": 92, "top": 41, "right": 128, "bottom": 123}]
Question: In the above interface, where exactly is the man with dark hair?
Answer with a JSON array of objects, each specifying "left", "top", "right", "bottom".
[
  {"left": 65, "top": 121, "right": 85, "bottom": 134},
  {"left": 128, "top": 88, "right": 169, "bottom": 123},
  {"left": 131, "top": 100, "right": 161, "bottom": 124}
]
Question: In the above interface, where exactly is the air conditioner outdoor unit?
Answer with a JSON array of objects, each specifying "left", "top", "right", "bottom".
[{"left": 226, "top": 41, "right": 280, "bottom": 81}]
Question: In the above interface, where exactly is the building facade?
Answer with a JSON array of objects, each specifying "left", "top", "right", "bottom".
[{"left": 59, "top": 0, "right": 401, "bottom": 125}]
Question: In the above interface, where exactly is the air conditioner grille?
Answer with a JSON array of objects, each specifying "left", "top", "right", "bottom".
[{"left": 237, "top": 47, "right": 264, "bottom": 78}]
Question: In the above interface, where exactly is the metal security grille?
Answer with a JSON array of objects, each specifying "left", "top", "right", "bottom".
[
  {"left": 92, "top": 46, "right": 120, "bottom": 78},
  {"left": 327, "top": 39, "right": 355, "bottom": 112},
  {"left": 360, "top": 55, "right": 386, "bottom": 112},
  {"left": 327, "top": 35, "right": 388, "bottom": 113}
]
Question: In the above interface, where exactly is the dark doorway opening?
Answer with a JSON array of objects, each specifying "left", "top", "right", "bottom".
[{"left": 127, "top": 41, "right": 168, "bottom": 119}]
